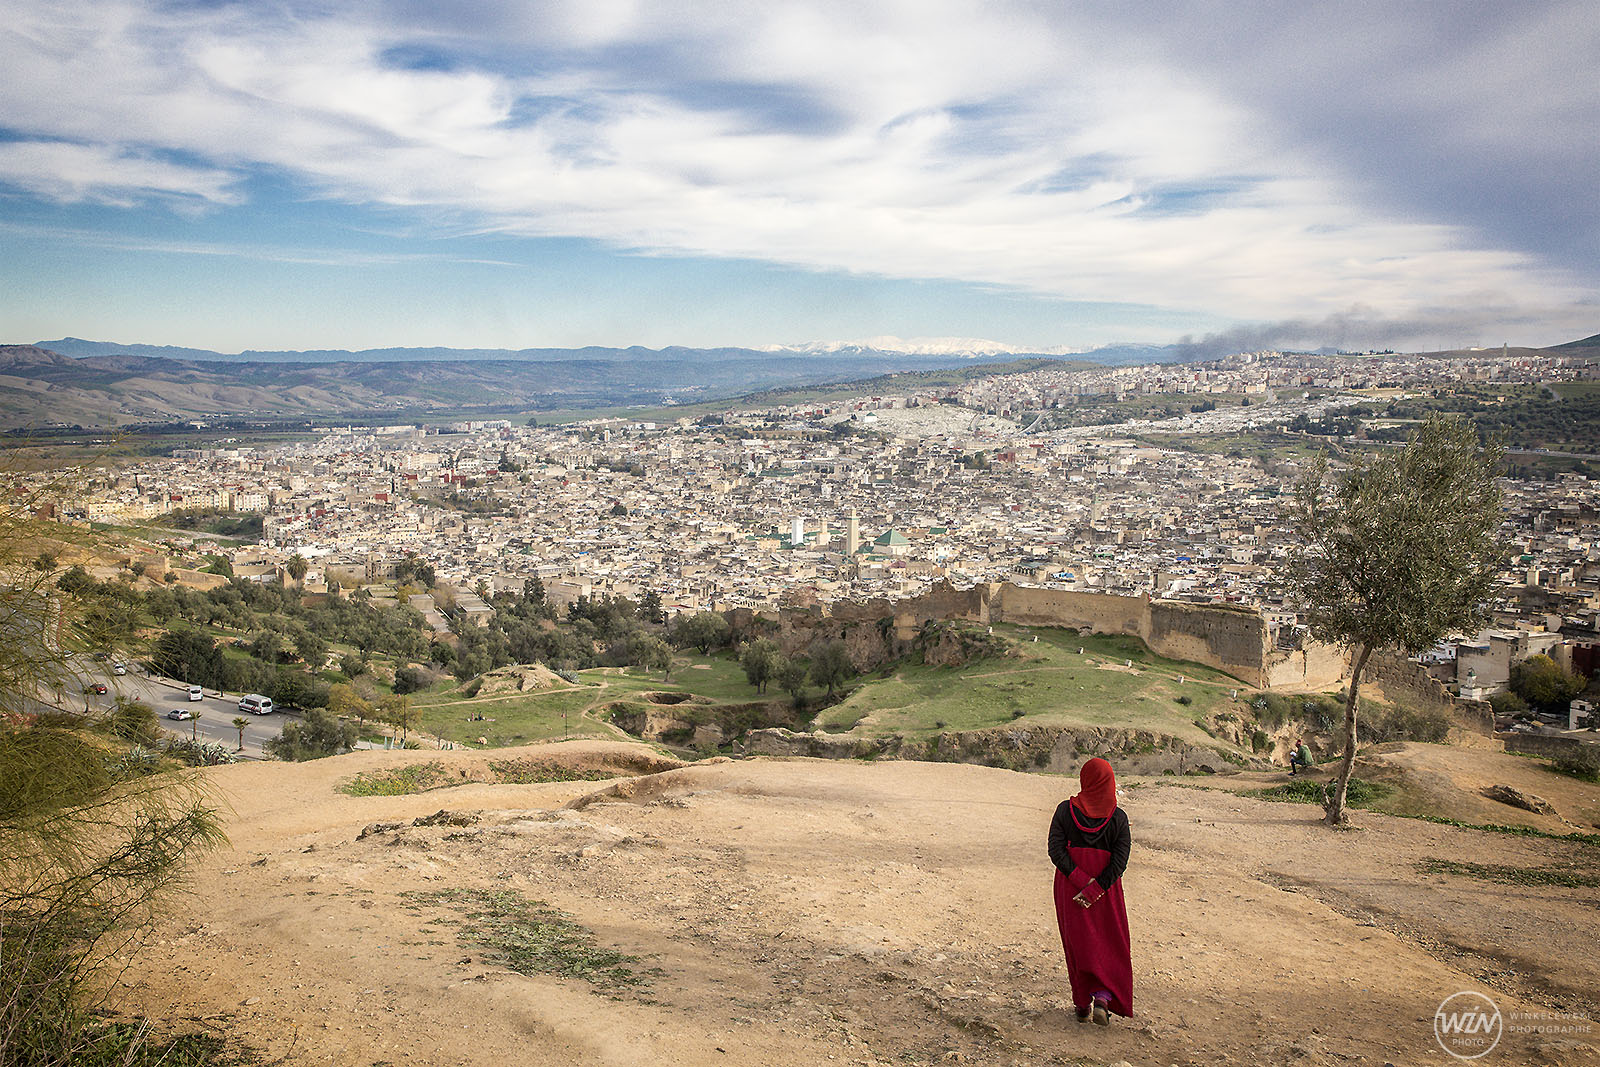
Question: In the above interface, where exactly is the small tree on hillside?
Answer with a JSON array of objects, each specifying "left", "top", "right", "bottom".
[
  {"left": 809, "top": 640, "right": 855, "bottom": 700},
  {"left": 673, "top": 611, "right": 730, "bottom": 655},
  {"left": 1287, "top": 416, "right": 1505, "bottom": 825},
  {"left": 776, "top": 657, "right": 808, "bottom": 708},
  {"left": 630, "top": 634, "right": 673, "bottom": 679},
  {"left": 740, "top": 638, "right": 782, "bottom": 694},
  {"left": 378, "top": 693, "right": 419, "bottom": 743}
]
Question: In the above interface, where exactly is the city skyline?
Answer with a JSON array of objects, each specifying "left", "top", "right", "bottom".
[{"left": 2, "top": 2, "right": 1597, "bottom": 354}]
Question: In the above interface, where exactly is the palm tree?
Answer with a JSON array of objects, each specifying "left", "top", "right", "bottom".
[
  {"left": 232, "top": 716, "right": 249, "bottom": 751},
  {"left": 189, "top": 710, "right": 202, "bottom": 742}
]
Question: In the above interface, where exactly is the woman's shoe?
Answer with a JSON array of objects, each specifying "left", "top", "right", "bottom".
[
  {"left": 1091, "top": 997, "right": 1110, "bottom": 1026},
  {"left": 1074, "top": 1004, "right": 1090, "bottom": 1022}
]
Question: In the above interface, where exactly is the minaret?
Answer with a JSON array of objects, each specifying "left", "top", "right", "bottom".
[
  {"left": 791, "top": 517, "right": 805, "bottom": 547},
  {"left": 845, "top": 509, "right": 860, "bottom": 555}
]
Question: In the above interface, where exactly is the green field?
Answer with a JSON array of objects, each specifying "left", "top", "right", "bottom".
[
  {"left": 818, "top": 625, "right": 1241, "bottom": 745},
  {"left": 407, "top": 657, "right": 759, "bottom": 747},
  {"left": 403, "top": 623, "right": 1253, "bottom": 753}
]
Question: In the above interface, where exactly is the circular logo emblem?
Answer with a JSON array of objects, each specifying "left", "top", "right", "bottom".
[{"left": 1435, "top": 991, "right": 1503, "bottom": 1059}]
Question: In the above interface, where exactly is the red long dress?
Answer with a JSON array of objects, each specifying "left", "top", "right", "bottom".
[{"left": 1048, "top": 799, "right": 1133, "bottom": 1017}]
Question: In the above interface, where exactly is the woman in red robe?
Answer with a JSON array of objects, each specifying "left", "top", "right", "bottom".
[{"left": 1048, "top": 757, "right": 1132, "bottom": 1025}]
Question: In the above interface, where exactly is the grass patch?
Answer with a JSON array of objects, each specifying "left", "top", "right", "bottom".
[
  {"left": 484, "top": 758, "right": 619, "bottom": 785},
  {"left": 817, "top": 623, "right": 1242, "bottom": 744},
  {"left": 404, "top": 888, "right": 655, "bottom": 994},
  {"left": 1417, "top": 858, "right": 1600, "bottom": 888},
  {"left": 1407, "top": 815, "right": 1600, "bottom": 848},
  {"left": 1240, "top": 776, "right": 1393, "bottom": 807},
  {"left": 341, "top": 759, "right": 620, "bottom": 795},
  {"left": 64, "top": 1020, "right": 262, "bottom": 1066},
  {"left": 340, "top": 762, "right": 453, "bottom": 796}
]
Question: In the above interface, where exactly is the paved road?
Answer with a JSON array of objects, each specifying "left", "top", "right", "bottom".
[{"left": 80, "top": 668, "right": 288, "bottom": 759}]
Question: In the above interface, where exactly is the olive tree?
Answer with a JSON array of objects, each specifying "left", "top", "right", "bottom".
[{"left": 1286, "top": 416, "right": 1505, "bottom": 825}]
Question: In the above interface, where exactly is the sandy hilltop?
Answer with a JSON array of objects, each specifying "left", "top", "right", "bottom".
[{"left": 125, "top": 741, "right": 1600, "bottom": 1067}]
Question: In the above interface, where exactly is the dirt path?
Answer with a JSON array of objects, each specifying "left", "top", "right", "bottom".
[{"left": 125, "top": 742, "right": 1599, "bottom": 1066}]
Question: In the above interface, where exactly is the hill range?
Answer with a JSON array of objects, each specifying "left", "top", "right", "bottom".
[
  {"left": 0, "top": 341, "right": 1104, "bottom": 430},
  {"left": 1, "top": 333, "right": 1594, "bottom": 432}
]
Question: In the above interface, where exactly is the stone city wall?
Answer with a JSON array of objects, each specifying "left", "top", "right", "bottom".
[
  {"left": 1262, "top": 642, "right": 1349, "bottom": 691},
  {"left": 1501, "top": 732, "right": 1600, "bottom": 774},
  {"left": 803, "top": 581, "right": 1301, "bottom": 687}
]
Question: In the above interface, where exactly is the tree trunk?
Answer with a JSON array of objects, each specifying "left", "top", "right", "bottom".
[{"left": 1325, "top": 643, "right": 1371, "bottom": 826}]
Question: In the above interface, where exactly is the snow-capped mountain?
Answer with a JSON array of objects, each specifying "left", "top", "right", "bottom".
[{"left": 760, "top": 336, "right": 1086, "bottom": 358}]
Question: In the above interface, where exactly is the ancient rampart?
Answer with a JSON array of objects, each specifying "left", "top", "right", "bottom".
[
  {"left": 1501, "top": 732, "right": 1600, "bottom": 774},
  {"left": 799, "top": 582, "right": 1296, "bottom": 686}
]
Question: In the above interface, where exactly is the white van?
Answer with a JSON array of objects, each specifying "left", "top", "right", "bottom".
[
  {"left": 187, "top": 685, "right": 204, "bottom": 701},
  {"left": 238, "top": 693, "right": 274, "bottom": 715}
]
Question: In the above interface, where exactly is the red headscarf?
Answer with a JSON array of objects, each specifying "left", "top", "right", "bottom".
[{"left": 1073, "top": 757, "right": 1118, "bottom": 819}]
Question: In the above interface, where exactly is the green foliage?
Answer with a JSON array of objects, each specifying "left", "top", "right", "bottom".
[
  {"left": 105, "top": 698, "right": 161, "bottom": 745},
  {"left": 739, "top": 638, "right": 782, "bottom": 693},
  {"left": 392, "top": 665, "right": 426, "bottom": 695},
  {"left": 266, "top": 706, "right": 358, "bottom": 761},
  {"left": 1508, "top": 654, "right": 1586, "bottom": 714},
  {"left": 621, "top": 633, "right": 672, "bottom": 677},
  {"left": 1489, "top": 689, "right": 1530, "bottom": 719},
  {"left": 809, "top": 640, "right": 854, "bottom": 699},
  {"left": 51, "top": 1021, "right": 260, "bottom": 1066},
  {"left": 1, "top": 722, "right": 225, "bottom": 1066},
  {"left": 776, "top": 658, "right": 808, "bottom": 706},
  {"left": 1244, "top": 776, "right": 1393, "bottom": 806},
  {"left": 405, "top": 888, "right": 655, "bottom": 993},
  {"left": 161, "top": 737, "right": 238, "bottom": 767},
  {"left": 672, "top": 611, "right": 731, "bottom": 655},
  {"left": 340, "top": 762, "right": 452, "bottom": 796},
  {"left": 158, "top": 508, "right": 264, "bottom": 540},
  {"left": 1286, "top": 415, "right": 1504, "bottom": 824},
  {"left": 1288, "top": 416, "right": 1504, "bottom": 657},
  {"left": 1251, "top": 692, "right": 1344, "bottom": 732},
  {"left": 1356, "top": 702, "right": 1452, "bottom": 744},
  {"left": 1417, "top": 857, "right": 1599, "bottom": 888}
]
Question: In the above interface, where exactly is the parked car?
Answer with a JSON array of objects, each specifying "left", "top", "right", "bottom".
[
  {"left": 89, "top": 682, "right": 108, "bottom": 695},
  {"left": 238, "top": 694, "right": 274, "bottom": 715},
  {"left": 187, "top": 685, "right": 204, "bottom": 701},
  {"left": 112, "top": 663, "right": 127, "bottom": 676},
  {"left": 166, "top": 708, "right": 193, "bottom": 720}
]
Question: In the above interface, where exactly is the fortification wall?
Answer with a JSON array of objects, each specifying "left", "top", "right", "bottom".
[
  {"left": 990, "top": 585, "right": 1149, "bottom": 637},
  {"left": 1502, "top": 732, "right": 1600, "bottom": 774},
  {"left": 824, "top": 581, "right": 988, "bottom": 626},
  {"left": 1263, "top": 642, "right": 1349, "bottom": 691},
  {"left": 1145, "top": 601, "right": 1268, "bottom": 686},
  {"left": 1368, "top": 651, "right": 1494, "bottom": 738}
]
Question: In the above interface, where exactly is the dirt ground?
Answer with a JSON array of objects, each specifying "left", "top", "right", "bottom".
[{"left": 123, "top": 740, "right": 1600, "bottom": 1067}]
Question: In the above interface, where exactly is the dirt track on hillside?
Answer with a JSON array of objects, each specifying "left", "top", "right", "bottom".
[{"left": 124, "top": 741, "right": 1600, "bottom": 1067}]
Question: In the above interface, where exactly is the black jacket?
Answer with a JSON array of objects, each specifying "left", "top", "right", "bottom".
[{"left": 1048, "top": 801, "right": 1131, "bottom": 890}]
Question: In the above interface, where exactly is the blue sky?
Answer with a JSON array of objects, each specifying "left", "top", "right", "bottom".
[{"left": 1, "top": 1, "right": 1596, "bottom": 354}]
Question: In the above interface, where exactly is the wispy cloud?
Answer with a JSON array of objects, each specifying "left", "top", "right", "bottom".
[
  {"left": 0, "top": 0, "right": 1594, "bottom": 347},
  {"left": 0, "top": 218, "right": 520, "bottom": 268}
]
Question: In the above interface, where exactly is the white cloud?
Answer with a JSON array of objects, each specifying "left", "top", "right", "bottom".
[
  {"left": 0, "top": 140, "right": 240, "bottom": 207},
  {"left": 0, "top": 0, "right": 1592, "bottom": 340}
]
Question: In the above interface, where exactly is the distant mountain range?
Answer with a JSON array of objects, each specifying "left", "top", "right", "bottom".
[
  {"left": 0, "top": 341, "right": 1086, "bottom": 431},
  {"left": 4, "top": 332, "right": 1590, "bottom": 432},
  {"left": 34, "top": 335, "right": 1174, "bottom": 365}
]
